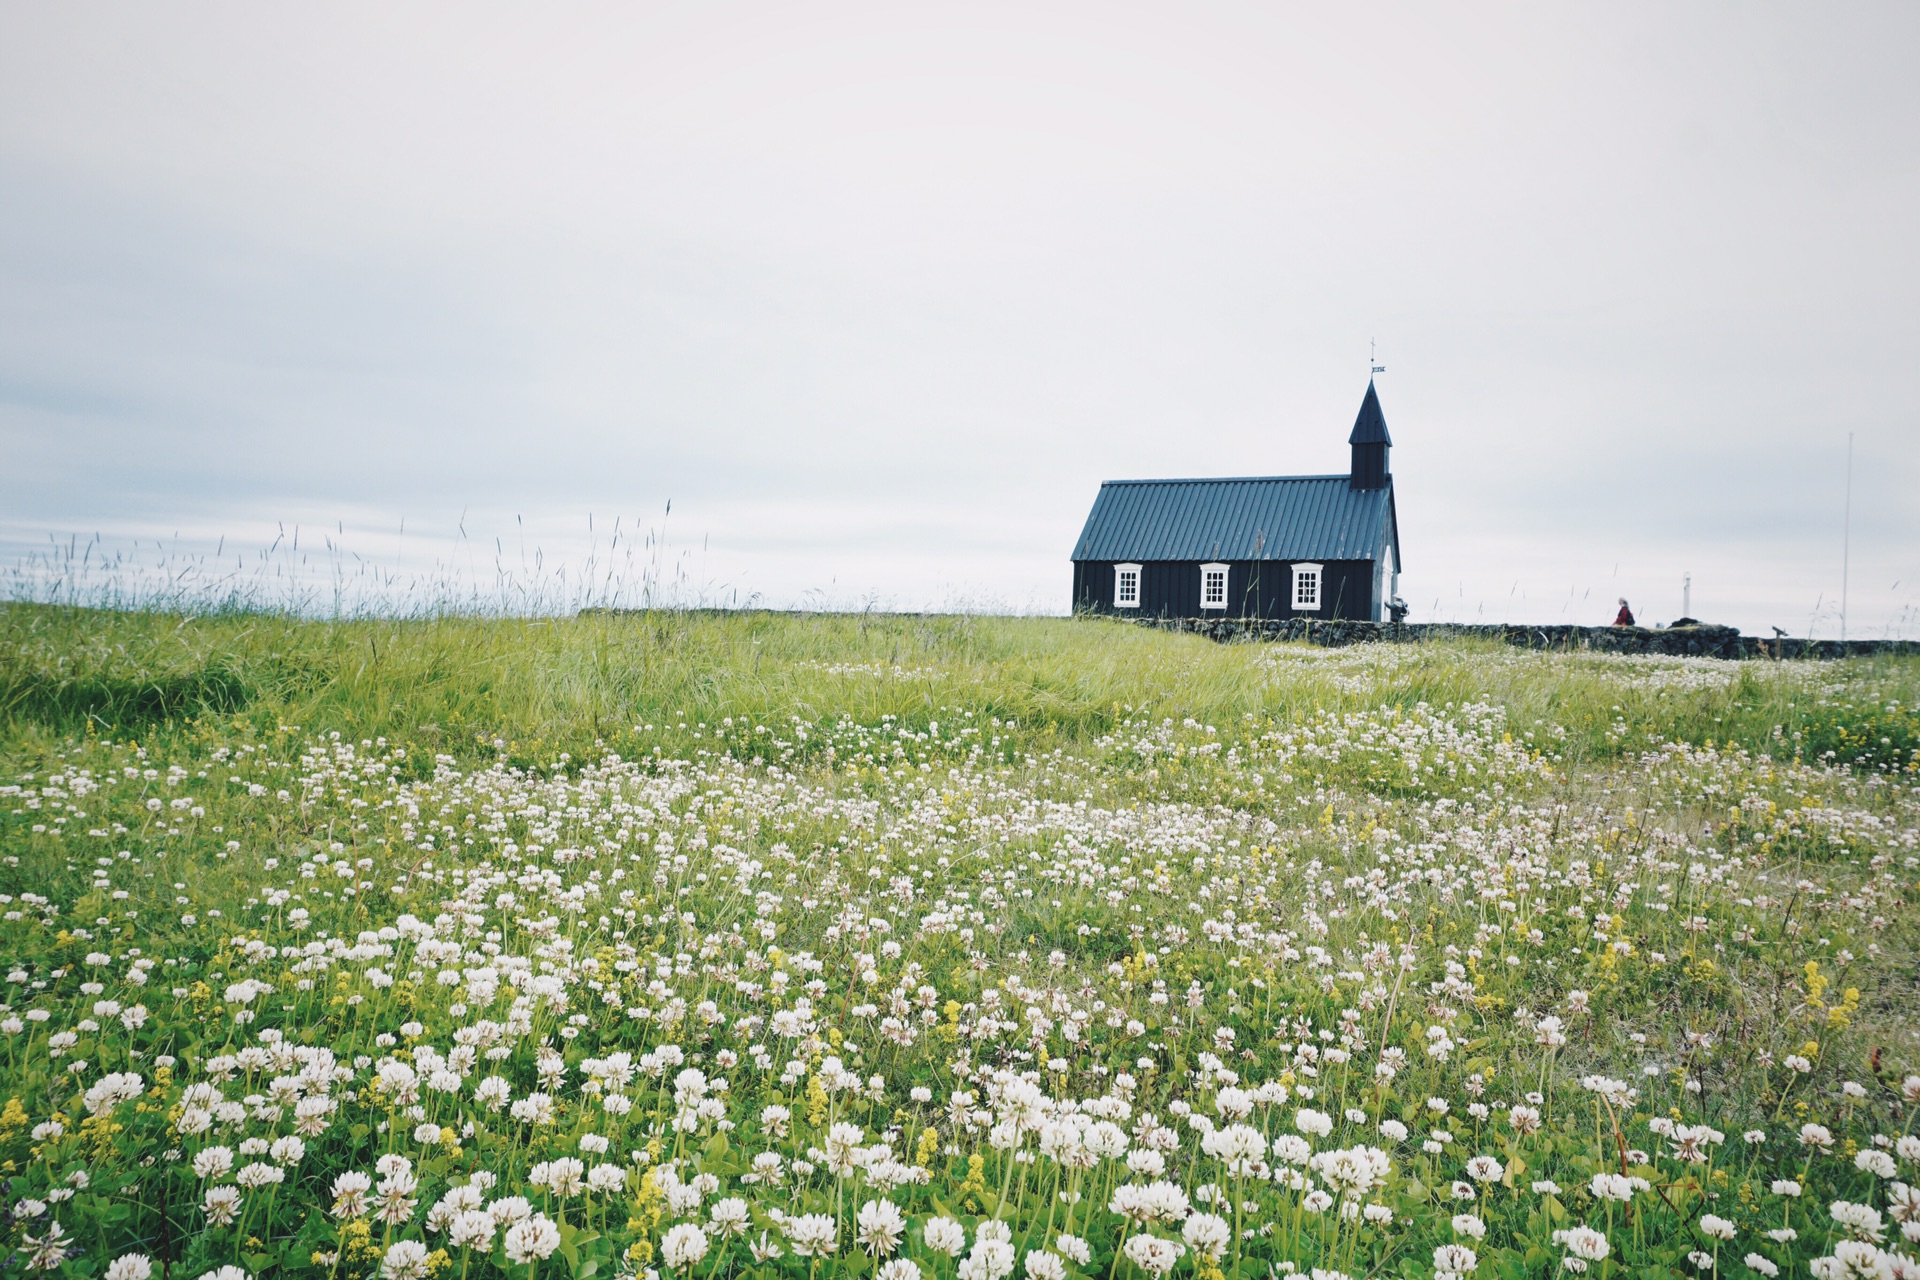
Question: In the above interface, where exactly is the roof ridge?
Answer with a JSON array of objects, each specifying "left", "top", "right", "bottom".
[{"left": 1101, "top": 474, "right": 1351, "bottom": 486}]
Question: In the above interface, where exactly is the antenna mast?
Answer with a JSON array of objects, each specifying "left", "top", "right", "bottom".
[{"left": 1841, "top": 433, "right": 1853, "bottom": 645}]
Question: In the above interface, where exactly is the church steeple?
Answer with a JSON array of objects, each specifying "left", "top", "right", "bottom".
[{"left": 1348, "top": 379, "right": 1391, "bottom": 490}]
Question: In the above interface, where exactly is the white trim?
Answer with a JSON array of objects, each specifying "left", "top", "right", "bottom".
[
  {"left": 1291, "top": 562, "right": 1323, "bottom": 612},
  {"left": 1113, "top": 563, "right": 1142, "bottom": 609},
  {"left": 1199, "top": 562, "right": 1229, "bottom": 611}
]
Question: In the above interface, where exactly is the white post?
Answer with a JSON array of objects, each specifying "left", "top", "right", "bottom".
[{"left": 1683, "top": 572, "right": 1691, "bottom": 620}]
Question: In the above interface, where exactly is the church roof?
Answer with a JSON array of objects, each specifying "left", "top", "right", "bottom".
[
  {"left": 1348, "top": 379, "right": 1391, "bottom": 445},
  {"left": 1071, "top": 474, "right": 1398, "bottom": 565}
]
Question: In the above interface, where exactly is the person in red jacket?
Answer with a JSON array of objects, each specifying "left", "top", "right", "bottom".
[{"left": 1612, "top": 598, "right": 1636, "bottom": 627}]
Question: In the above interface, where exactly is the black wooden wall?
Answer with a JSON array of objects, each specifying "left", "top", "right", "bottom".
[{"left": 1073, "top": 559, "right": 1377, "bottom": 621}]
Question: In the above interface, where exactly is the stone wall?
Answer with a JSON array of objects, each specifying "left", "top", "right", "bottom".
[{"left": 1131, "top": 616, "right": 1920, "bottom": 659}]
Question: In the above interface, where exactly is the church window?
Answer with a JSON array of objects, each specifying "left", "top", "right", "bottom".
[
  {"left": 1200, "top": 563, "right": 1228, "bottom": 610},
  {"left": 1292, "top": 562, "right": 1322, "bottom": 611}
]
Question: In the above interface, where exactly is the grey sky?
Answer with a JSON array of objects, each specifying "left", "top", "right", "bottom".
[{"left": 2, "top": 3, "right": 1916, "bottom": 631}]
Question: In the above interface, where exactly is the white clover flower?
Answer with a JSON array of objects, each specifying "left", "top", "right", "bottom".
[
  {"left": 1120, "top": 1235, "right": 1184, "bottom": 1278},
  {"left": 234, "top": 1162, "right": 284, "bottom": 1190},
  {"left": 1310, "top": 1145, "right": 1392, "bottom": 1196},
  {"left": 856, "top": 1199, "right": 907, "bottom": 1256},
  {"left": 1579, "top": 1077, "right": 1634, "bottom": 1106},
  {"left": 193, "top": 1147, "right": 234, "bottom": 1180},
  {"left": 1452, "top": 1214, "right": 1487, "bottom": 1240},
  {"left": 448, "top": 1210, "right": 494, "bottom": 1251},
  {"left": 380, "top": 1240, "right": 430, "bottom": 1280},
  {"left": 503, "top": 1214, "right": 560, "bottom": 1263},
  {"left": 924, "top": 1217, "right": 967, "bottom": 1258},
  {"left": 1590, "top": 1174, "right": 1635, "bottom": 1203},
  {"left": 1294, "top": 1108, "right": 1333, "bottom": 1138},
  {"left": 1699, "top": 1215, "right": 1736, "bottom": 1241},
  {"left": 1024, "top": 1250, "right": 1066, "bottom": 1280},
  {"left": 783, "top": 1213, "right": 838, "bottom": 1257},
  {"left": 1215, "top": 1087, "right": 1253, "bottom": 1120},
  {"left": 1181, "top": 1212, "right": 1231, "bottom": 1262},
  {"left": 1109, "top": 1181, "right": 1191, "bottom": 1226},
  {"left": 1856, "top": 1150, "right": 1897, "bottom": 1178},
  {"left": 1553, "top": 1226, "right": 1611, "bottom": 1262},
  {"left": 1466, "top": 1155, "right": 1503, "bottom": 1183},
  {"left": 537, "top": 1156, "right": 586, "bottom": 1197},
  {"left": 1272, "top": 1134, "right": 1311, "bottom": 1166},
  {"left": 105, "top": 1255, "right": 154, "bottom": 1280},
  {"left": 510, "top": 1092, "right": 556, "bottom": 1125},
  {"left": 1829, "top": 1200, "right": 1886, "bottom": 1242},
  {"left": 1201, "top": 1123, "right": 1268, "bottom": 1175},
  {"left": 83, "top": 1072, "right": 144, "bottom": 1116},
  {"left": 663, "top": 1223, "right": 710, "bottom": 1271},
  {"left": 329, "top": 1171, "right": 372, "bottom": 1219},
  {"left": 960, "top": 1238, "right": 1016, "bottom": 1280},
  {"left": 201, "top": 1184, "right": 241, "bottom": 1226}
]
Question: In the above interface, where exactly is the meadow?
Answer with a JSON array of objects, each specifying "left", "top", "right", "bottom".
[{"left": 1, "top": 604, "right": 1917, "bottom": 1280}]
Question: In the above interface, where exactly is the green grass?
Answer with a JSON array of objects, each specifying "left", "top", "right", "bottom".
[
  {"left": 6, "top": 604, "right": 1917, "bottom": 774},
  {"left": 1, "top": 603, "right": 1918, "bottom": 1280}
]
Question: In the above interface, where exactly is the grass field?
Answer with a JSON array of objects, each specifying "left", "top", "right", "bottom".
[{"left": 1, "top": 604, "right": 1917, "bottom": 1280}]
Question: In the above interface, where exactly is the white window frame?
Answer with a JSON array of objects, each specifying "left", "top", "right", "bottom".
[
  {"left": 1291, "top": 562, "right": 1323, "bottom": 612},
  {"left": 1199, "top": 562, "right": 1229, "bottom": 611},
  {"left": 1113, "top": 563, "right": 1142, "bottom": 609}
]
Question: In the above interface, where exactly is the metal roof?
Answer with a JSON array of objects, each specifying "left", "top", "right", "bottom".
[{"left": 1071, "top": 474, "right": 1398, "bottom": 565}]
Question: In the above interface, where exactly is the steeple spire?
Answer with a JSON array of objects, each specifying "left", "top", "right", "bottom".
[{"left": 1348, "top": 379, "right": 1391, "bottom": 489}]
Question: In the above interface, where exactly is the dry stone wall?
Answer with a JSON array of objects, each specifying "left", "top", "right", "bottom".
[{"left": 1131, "top": 617, "right": 1919, "bottom": 659}]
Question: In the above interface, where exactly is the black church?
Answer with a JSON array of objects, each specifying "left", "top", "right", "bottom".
[{"left": 1071, "top": 380, "right": 1403, "bottom": 621}]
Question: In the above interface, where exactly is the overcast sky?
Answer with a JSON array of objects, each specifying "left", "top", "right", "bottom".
[{"left": 2, "top": 3, "right": 1916, "bottom": 632}]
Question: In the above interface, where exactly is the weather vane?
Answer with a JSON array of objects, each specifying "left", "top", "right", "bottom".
[{"left": 1370, "top": 338, "right": 1385, "bottom": 375}]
